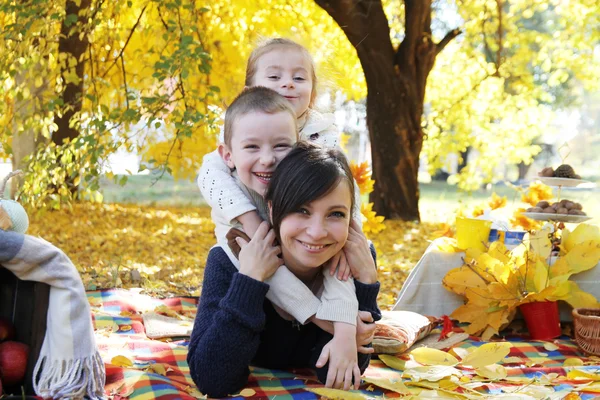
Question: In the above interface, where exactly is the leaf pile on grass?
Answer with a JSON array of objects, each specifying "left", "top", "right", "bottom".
[{"left": 28, "top": 202, "right": 440, "bottom": 309}]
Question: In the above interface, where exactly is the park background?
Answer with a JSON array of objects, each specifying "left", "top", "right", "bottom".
[{"left": 1, "top": 0, "right": 599, "bottom": 309}]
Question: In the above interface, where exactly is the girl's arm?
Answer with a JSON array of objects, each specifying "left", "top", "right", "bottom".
[
  {"left": 197, "top": 149, "right": 258, "bottom": 224},
  {"left": 187, "top": 247, "right": 268, "bottom": 398}
]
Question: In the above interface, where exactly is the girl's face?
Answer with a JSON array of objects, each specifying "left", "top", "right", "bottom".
[
  {"left": 278, "top": 180, "right": 352, "bottom": 274},
  {"left": 251, "top": 47, "right": 313, "bottom": 119}
]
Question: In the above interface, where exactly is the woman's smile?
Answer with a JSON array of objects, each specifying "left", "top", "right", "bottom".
[{"left": 297, "top": 240, "right": 331, "bottom": 252}]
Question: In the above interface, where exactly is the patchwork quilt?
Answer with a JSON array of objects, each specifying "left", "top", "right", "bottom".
[{"left": 89, "top": 289, "right": 600, "bottom": 399}]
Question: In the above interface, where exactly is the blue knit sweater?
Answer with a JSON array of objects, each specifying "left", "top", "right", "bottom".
[{"left": 187, "top": 246, "right": 382, "bottom": 397}]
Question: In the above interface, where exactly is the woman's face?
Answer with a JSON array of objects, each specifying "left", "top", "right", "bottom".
[{"left": 278, "top": 180, "right": 352, "bottom": 273}]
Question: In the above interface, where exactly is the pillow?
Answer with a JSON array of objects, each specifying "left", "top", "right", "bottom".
[{"left": 373, "top": 310, "right": 437, "bottom": 354}]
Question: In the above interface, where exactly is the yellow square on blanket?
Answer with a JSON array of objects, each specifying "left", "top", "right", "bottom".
[{"left": 373, "top": 311, "right": 436, "bottom": 354}]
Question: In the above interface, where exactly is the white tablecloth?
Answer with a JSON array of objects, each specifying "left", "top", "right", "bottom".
[{"left": 392, "top": 238, "right": 600, "bottom": 321}]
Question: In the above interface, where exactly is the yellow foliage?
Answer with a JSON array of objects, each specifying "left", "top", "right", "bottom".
[
  {"left": 511, "top": 208, "right": 543, "bottom": 231},
  {"left": 350, "top": 161, "right": 375, "bottom": 195},
  {"left": 444, "top": 229, "right": 600, "bottom": 336},
  {"left": 521, "top": 181, "right": 554, "bottom": 207},
  {"left": 361, "top": 202, "right": 386, "bottom": 235}
]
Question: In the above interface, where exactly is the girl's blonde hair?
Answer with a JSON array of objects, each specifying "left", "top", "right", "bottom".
[{"left": 245, "top": 38, "right": 318, "bottom": 108}]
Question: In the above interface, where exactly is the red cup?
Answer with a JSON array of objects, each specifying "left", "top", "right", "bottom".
[{"left": 519, "top": 301, "right": 561, "bottom": 340}]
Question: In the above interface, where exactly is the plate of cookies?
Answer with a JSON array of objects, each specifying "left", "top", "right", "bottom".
[
  {"left": 523, "top": 200, "right": 591, "bottom": 223},
  {"left": 537, "top": 164, "right": 592, "bottom": 187}
]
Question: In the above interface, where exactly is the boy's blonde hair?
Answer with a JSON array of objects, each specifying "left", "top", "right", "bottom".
[
  {"left": 245, "top": 38, "right": 318, "bottom": 108},
  {"left": 223, "top": 86, "right": 298, "bottom": 147}
]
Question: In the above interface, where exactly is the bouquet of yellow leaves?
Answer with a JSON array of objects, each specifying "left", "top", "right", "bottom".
[
  {"left": 442, "top": 224, "right": 600, "bottom": 340},
  {"left": 350, "top": 161, "right": 385, "bottom": 234}
]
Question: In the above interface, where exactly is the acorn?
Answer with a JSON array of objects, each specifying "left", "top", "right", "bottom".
[{"left": 0, "top": 171, "right": 29, "bottom": 234}]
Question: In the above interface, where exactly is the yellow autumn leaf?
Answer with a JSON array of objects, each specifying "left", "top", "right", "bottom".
[
  {"left": 410, "top": 347, "right": 459, "bottom": 366},
  {"left": 88, "top": 297, "right": 102, "bottom": 307},
  {"left": 558, "top": 281, "right": 600, "bottom": 309},
  {"left": 184, "top": 385, "right": 207, "bottom": 399},
  {"left": 362, "top": 377, "right": 410, "bottom": 394},
  {"left": 460, "top": 342, "right": 512, "bottom": 368},
  {"left": 403, "top": 365, "right": 462, "bottom": 382},
  {"left": 474, "top": 363, "right": 507, "bottom": 380},
  {"left": 488, "top": 193, "right": 507, "bottom": 210},
  {"left": 526, "top": 226, "right": 553, "bottom": 259},
  {"left": 146, "top": 363, "right": 167, "bottom": 375},
  {"left": 307, "top": 388, "right": 368, "bottom": 399},
  {"left": 378, "top": 354, "right": 406, "bottom": 371},
  {"left": 563, "top": 224, "right": 600, "bottom": 252},
  {"left": 567, "top": 369, "right": 600, "bottom": 381},
  {"left": 237, "top": 388, "right": 256, "bottom": 397},
  {"left": 450, "top": 347, "right": 470, "bottom": 361},
  {"left": 111, "top": 355, "right": 134, "bottom": 368},
  {"left": 562, "top": 394, "right": 583, "bottom": 400},
  {"left": 563, "top": 357, "right": 584, "bottom": 366},
  {"left": 350, "top": 161, "right": 375, "bottom": 195},
  {"left": 551, "top": 241, "right": 600, "bottom": 279},
  {"left": 431, "top": 237, "right": 461, "bottom": 253},
  {"left": 542, "top": 342, "right": 559, "bottom": 351}
]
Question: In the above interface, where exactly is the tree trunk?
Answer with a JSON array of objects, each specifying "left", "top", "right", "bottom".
[
  {"left": 314, "top": 0, "right": 460, "bottom": 221},
  {"left": 11, "top": 61, "right": 48, "bottom": 198},
  {"left": 53, "top": 0, "right": 91, "bottom": 146}
]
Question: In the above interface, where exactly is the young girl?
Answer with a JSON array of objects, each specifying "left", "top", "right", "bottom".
[
  {"left": 198, "top": 38, "right": 365, "bottom": 377},
  {"left": 189, "top": 142, "right": 381, "bottom": 396}
]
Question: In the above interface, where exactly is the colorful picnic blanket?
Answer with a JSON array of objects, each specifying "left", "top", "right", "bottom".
[{"left": 90, "top": 289, "right": 600, "bottom": 399}]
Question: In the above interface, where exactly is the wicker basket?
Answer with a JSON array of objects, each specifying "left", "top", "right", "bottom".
[{"left": 572, "top": 308, "right": 600, "bottom": 356}]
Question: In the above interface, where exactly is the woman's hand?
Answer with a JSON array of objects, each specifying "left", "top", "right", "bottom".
[
  {"left": 316, "top": 324, "right": 361, "bottom": 390},
  {"left": 343, "top": 220, "right": 377, "bottom": 284},
  {"left": 237, "top": 221, "right": 283, "bottom": 282},
  {"left": 356, "top": 311, "right": 375, "bottom": 354}
]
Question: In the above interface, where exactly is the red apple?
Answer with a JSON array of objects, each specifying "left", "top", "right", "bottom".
[
  {"left": 0, "top": 318, "right": 15, "bottom": 342},
  {"left": 0, "top": 341, "right": 29, "bottom": 386}
]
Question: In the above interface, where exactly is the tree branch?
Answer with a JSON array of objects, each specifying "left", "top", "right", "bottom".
[
  {"left": 120, "top": 54, "right": 129, "bottom": 109},
  {"left": 496, "top": 0, "right": 503, "bottom": 75},
  {"left": 101, "top": 3, "right": 148, "bottom": 79},
  {"left": 435, "top": 28, "right": 461, "bottom": 55}
]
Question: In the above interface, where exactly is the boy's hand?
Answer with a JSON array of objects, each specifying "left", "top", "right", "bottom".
[
  {"left": 310, "top": 315, "right": 334, "bottom": 335},
  {"left": 238, "top": 222, "right": 282, "bottom": 282},
  {"left": 316, "top": 323, "right": 361, "bottom": 390},
  {"left": 343, "top": 220, "right": 377, "bottom": 284},
  {"left": 238, "top": 210, "right": 263, "bottom": 238},
  {"left": 328, "top": 250, "right": 352, "bottom": 281},
  {"left": 356, "top": 311, "right": 375, "bottom": 354}
]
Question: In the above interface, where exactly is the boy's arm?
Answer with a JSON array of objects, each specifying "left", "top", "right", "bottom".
[
  {"left": 197, "top": 149, "right": 257, "bottom": 222},
  {"left": 316, "top": 272, "right": 359, "bottom": 326},
  {"left": 264, "top": 265, "right": 322, "bottom": 325},
  {"left": 237, "top": 210, "right": 263, "bottom": 238}
]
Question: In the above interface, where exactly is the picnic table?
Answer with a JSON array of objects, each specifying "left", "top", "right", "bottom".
[{"left": 393, "top": 238, "right": 600, "bottom": 321}]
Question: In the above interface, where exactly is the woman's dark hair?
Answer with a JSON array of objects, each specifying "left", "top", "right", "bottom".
[{"left": 266, "top": 141, "right": 355, "bottom": 239}]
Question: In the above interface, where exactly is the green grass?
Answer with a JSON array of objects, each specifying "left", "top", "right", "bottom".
[{"left": 100, "top": 174, "right": 600, "bottom": 223}]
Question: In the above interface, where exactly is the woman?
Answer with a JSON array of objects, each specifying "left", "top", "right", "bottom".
[{"left": 187, "top": 142, "right": 381, "bottom": 397}]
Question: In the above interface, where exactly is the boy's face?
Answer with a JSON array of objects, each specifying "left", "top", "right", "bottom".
[{"left": 220, "top": 110, "right": 297, "bottom": 196}]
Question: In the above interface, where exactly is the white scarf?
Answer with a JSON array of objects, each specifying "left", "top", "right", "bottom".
[{"left": 0, "top": 230, "right": 105, "bottom": 399}]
